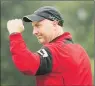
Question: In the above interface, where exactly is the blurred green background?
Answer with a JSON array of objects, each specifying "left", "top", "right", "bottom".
[{"left": 1, "top": 1, "right": 94, "bottom": 86}]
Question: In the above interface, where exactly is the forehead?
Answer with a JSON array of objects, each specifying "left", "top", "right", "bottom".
[{"left": 32, "top": 19, "right": 52, "bottom": 26}]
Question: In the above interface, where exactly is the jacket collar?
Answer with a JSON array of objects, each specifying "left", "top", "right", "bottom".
[{"left": 50, "top": 32, "right": 72, "bottom": 43}]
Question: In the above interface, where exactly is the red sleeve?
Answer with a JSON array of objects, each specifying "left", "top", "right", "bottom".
[{"left": 9, "top": 33, "right": 40, "bottom": 75}]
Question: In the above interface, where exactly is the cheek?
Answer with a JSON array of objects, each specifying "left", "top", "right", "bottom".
[
  {"left": 40, "top": 24, "right": 53, "bottom": 38},
  {"left": 44, "top": 24, "right": 53, "bottom": 33},
  {"left": 44, "top": 28, "right": 52, "bottom": 37}
]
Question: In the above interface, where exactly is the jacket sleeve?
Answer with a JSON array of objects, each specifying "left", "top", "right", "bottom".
[{"left": 9, "top": 33, "right": 40, "bottom": 75}]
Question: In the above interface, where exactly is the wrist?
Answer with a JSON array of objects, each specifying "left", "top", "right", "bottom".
[
  {"left": 9, "top": 30, "right": 21, "bottom": 35},
  {"left": 9, "top": 32, "right": 20, "bottom": 35}
]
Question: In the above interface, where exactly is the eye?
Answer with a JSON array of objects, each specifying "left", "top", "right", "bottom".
[
  {"left": 35, "top": 24, "right": 41, "bottom": 28},
  {"left": 32, "top": 22, "right": 42, "bottom": 28}
]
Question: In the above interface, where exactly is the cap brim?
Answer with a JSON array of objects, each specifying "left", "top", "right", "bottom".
[{"left": 23, "top": 14, "right": 45, "bottom": 22}]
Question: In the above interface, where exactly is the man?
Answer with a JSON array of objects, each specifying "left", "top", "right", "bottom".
[{"left": 7, "top": 6, "right": 92, "bottom": 86}]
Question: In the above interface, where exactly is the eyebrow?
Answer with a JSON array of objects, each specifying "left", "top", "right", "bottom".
[
  {"left": 32, "top": 22, "right": 42, "bottom": 27},
  {"left": 32, "top": 19, "right": 44, "bottom": 27},
  {"left": 32, "top": 22, "right": 38, "bottom": 26}
]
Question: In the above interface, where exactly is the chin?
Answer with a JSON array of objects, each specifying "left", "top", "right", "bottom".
[
  {"left": 38, "top": 39, "right": 44, "bottom": 44},
  {"left": 38, "top": 39, "right": 47, "bottom": 45}
]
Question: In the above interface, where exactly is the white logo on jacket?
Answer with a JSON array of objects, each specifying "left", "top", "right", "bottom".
[{"left": 37, "top": 49, "right": 48, "bottom": 57}]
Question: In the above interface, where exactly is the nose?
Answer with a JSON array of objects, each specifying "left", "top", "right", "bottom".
[{"left": 33, "top": 27, "right": 39, "bottom": 35}]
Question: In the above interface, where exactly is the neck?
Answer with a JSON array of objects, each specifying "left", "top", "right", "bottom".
[
  {"left": 55, "top": 26, "right": 64, "bottom": 38},
  {"left": 50, "top": 26, "right": 64, "bottom": 42}
]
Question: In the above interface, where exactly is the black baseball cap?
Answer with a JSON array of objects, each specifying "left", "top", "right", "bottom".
[{"left": 23, "top": 6, "right": 64, "bottom": 26}]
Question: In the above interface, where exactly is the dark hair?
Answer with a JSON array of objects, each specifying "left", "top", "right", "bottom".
[{"left": 58, "top": 20, "right": 63, "bottom": 26}]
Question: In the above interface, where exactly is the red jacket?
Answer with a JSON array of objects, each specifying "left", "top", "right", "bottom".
[{"left": 9, "top": 32, "right": 92, "bottom": 86}]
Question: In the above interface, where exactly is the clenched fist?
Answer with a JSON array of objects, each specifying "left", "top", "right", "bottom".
[{"left": 7, "top": 19, "right": 24, "bottom": 34}]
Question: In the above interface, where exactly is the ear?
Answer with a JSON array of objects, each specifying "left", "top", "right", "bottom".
[
  {"left": 52, "top": 20, "right": 58, "bottom": 31},
  {"left": 53, "top": 20, "right": 59, "bottom": 27}
]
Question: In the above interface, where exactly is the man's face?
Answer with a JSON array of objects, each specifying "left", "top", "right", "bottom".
[{"left": 32, "top": 19, "right": 56, "bottom": 44}]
